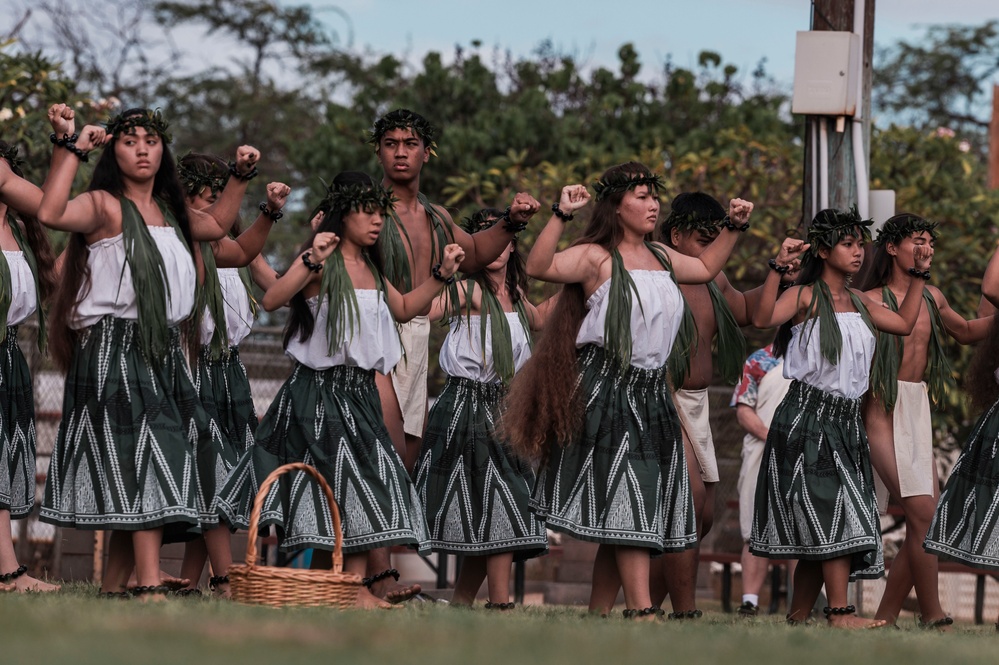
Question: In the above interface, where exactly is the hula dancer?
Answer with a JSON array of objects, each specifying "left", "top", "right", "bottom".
[
  {"left": 0, "top": 141, "right": 59, "bottom": 592},
  {"left": 655, "top": 191, "right": 758, "bottom": 615},
  {"left": 856, "top": 213, "right": 990, "bottom": 628},
  {"left": 750, "top": 208, "right": 931, "bottom": 628},
  {"left": 36, "top": 104, "right": 259, "bottom": 598},
  {"left": 216, "top": 172, "right": 464, "bottom": 609},
  {"left": 413, "top": 208, "right": 548, "bottom": 609},
  {"left": 924, "top": 244, "right": 999, "bottom": 629},
  {"left": 367, "top": 108, "right": 540, "bottom": 601},
  {"left": 504, "top": 162, "right": 752, "bottom": 619},
  {"left": 175, "top": 153, "right": 288, "bottom": 597}
]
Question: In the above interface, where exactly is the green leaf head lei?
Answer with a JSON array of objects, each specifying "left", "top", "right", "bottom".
[
  {"left": 104, "top": 108, "right": 172, "bottom": 144},
  {"left": 593, "top": 171, "right": 665, "bottom": 202},
  {"left": 0, "top": 143, "right": 25, "bottom": 174},
  {"left": 874, "top": 213, "right": 938, "bottom": 248},
  {"left": 662, "top": 191, "right": 726, "bottom": 239},
  {"left": 176, "top": 152, "right": 229, "bottom": 199},
  {"left": 367, "top": 108, "right": 439, "bottom": 158},
  {"left": 804, "top": 205, "right": 873, "bottom": 257},
  {"left": 319, "top": 178, "right": 398, "bottom": 217}
]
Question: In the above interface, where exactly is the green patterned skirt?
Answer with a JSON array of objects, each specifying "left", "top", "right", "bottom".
[
  {"left": 0, "top": 327, "right": 35, "bottom": 518},
  {"left": 531, "top": 344, "right": 696, "bottom": 552},
  {"left": 924, "top": 396, "right": 999, "bottom": 571},
  {"left": 194, "top": 345, "right": 256, "bottom": 520},
  {"left": 750, "top": 380, "right": 884, "bottom": 579},
  {"left": 41, "top": 317, "right": 224, "bottom": 538},
  {"left": 216, "top": 362, "right": 430, "bottom": 555},
  {"left": 414, "top": 376, "right": 547, "bottom": 559}
]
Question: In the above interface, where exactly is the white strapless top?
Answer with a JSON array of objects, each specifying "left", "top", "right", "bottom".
[
  {"left": 3, "top": 250, "right": 37, "bottom": 326},
  {"left": 70, "top": 225, "right": 196, "bottom": 329},
  {"left": 575, "top": 270, "right": 684, "bottom": 370},
  {"left": 439, "top": 312, "right": 532, "bottom": 383},
  {"left": 784, "top": 312, "right": 876, "bottom": 399},
  {"left": 286, "top": 291, "right": 402, "bottom": 373},
  {"left": 199, "top": 268, "right": 253, "bottom": 346}
]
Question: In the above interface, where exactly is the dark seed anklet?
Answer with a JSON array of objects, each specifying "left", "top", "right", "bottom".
[
  {"left": 209, "top": 575, "right": 229, "bottom": 592},
  {"left": 485, "top": 601, "right": 515, "bottom": 610},
  {"left": 175, "top": 588, "right": 203, "bottom": 597},
  {"left": 0, "top": 565, "right": 27, "bottom": 583},
  {"left": 623, "top": 606, "right": 665, "bottom": 619},
  {"left": 823, "top": 605, "right": 856, "bottom": 617},
  {"left": 98, "top": 591, "right": 130, "bottom": 600},
  {"left": 918, "top": 616, "right": 954, "bottom": 629},
  {"left": 130, "top": 585, "right": 171, "bottom": 597},
  {"left": 668, "top": 609, "right": 703, "bottom": 620},
  {"left": 362, "top": 568, "right": 400, "bottom": 589}
]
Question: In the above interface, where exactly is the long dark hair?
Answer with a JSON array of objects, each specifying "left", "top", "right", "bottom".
[
  {"left": 0, "top": 141, "right": 57, "bottom": 303},
  {"left": 503, "top": 161, "right": 656, "bottom": 462},
  {"left": 282, "top": 171, "right": 386, "bottom": 349},
  {"left": 967, "top": 317, "right": 999, "bottom": 410},
  {"left": 49, "top": 108, "right": 193, "bottom": 370}
]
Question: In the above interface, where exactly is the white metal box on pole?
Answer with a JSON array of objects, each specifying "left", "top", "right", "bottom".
[{"left": 791, "top": 31, "right": 861, "bottom": 116}]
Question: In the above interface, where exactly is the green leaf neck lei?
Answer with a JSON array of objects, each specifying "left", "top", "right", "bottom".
[
  {"left": 457, "top": 278, "right": 533, "bottom": 386},
  {"left": 870, "top": 285, "right": 955, "bottom": 410},
  {"left": 799, "top": 278, "right": 876, "bottom": 367},
  {"left": 119, "top": 197, "right": 189, "bottom": 363},
  {"left": 380, "top": 192, "right": 454, "bottom": 293}
]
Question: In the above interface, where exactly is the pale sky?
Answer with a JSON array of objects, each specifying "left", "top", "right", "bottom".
[{"left": 308, "top": 0, "right": 999, "bottom": 86}]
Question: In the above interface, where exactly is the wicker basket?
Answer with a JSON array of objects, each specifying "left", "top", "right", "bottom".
[{"left": 228, "top": 462, "right": 363, "bottom": 608}]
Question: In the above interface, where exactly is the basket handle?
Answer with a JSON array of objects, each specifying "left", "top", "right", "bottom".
[{"left": 243, "top": 462, "right": 345, "bottom": 574}]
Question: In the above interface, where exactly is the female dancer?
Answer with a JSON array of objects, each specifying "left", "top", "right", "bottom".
[
  {"left": 924, "top": 244, "right": 999, "bottom": 629},
  {"left": 504, "top": 162, "right": 751, "bottom": 619},
  {"left": 216, "top": 172, "right": 463, "bottom": 608},
  {"left": 175, "top": 153, "right": 287, "bottom": 597},
  {"left": 0, "top": 140, "right": 59, "bottom": 592},
  {"left": 750, "top": 208, "right": 931, "bottom": 628},
  {"left": 36, "top": 104, "right": 259, "bottom": 598},
  {"left": 414, "top": 208, "right": 548, "bottom": 609}
]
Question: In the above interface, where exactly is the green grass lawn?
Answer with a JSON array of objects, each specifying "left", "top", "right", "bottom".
[{"left": 1, "top": 586, "right": 993, "bottom": 665}]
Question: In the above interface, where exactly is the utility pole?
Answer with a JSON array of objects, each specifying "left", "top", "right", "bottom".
[
  {"left": 801, "top": 0, "right": 876, "bottom": 223},
  {"left": 990, "top": 84, "right": 999, "bottom": 190}
]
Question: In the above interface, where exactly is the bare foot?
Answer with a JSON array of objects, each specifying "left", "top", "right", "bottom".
[
  {"left": 356, "top": 587, "right": 403, "bottom": 610},
  {"left": 827, "top": 614, "right": 887, "bottom": 629},
  {"left": 127, "top": 571, "right": 190, "bottom": 591},
  {"left": 0, "top": 582, "right": 14, "bottom": 593},
  {"left": 13, "top": 574, "right": 61, "bottom": 593},
  {"left": 370, "top": 578, "right": 421, "bottom": 604}
]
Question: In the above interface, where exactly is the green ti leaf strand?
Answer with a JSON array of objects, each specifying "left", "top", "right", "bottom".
[
  {"left": 237, "top": 265, "right": 259, "bottom": 319},
  {"left": 707, "top": 280, "right": 746, "bottom": 385},
  {"left": 872, "top": 287, "right": 955, "bottom": 409},
  {"left": 667, "top": 294, "right": 697, "bottom": 388},
  {"left": 197, "top": 241, "right": 230, "bottom": 361},
  {"left": 922, "top": 289, "right": 957, "bottom": 406},
  {"left": 472, "top": 278, "right": 520, "bottom": 386},
  {"left": 119, "top": 198, "right": 186, "bottom": 363},
  {"left": 604, "top": 249, "right": 644, "bottom": 366},
  {"left": 318, "top": 250, "right": 363, "bottom": 356}
]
